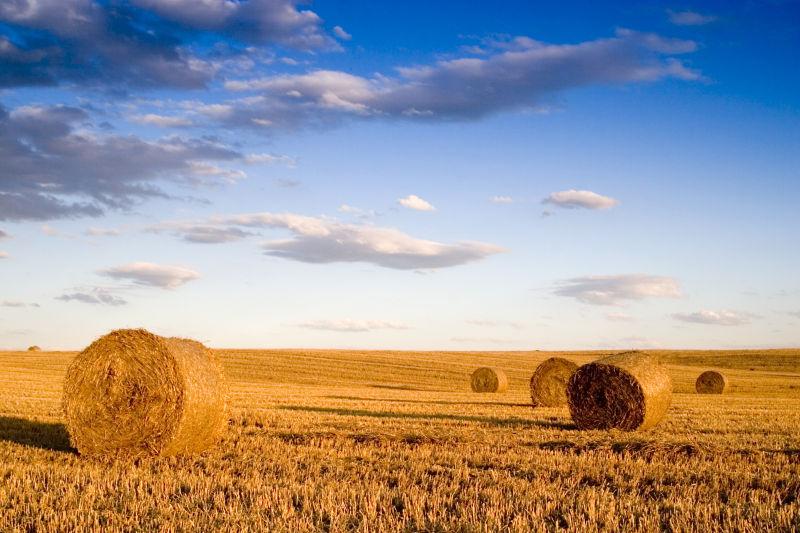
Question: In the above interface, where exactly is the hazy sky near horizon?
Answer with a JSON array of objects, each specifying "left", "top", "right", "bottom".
[{"left": 1, "top": 0, "right": 798, "bottom": 350}]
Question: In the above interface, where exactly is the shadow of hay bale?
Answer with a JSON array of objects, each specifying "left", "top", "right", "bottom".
[{"left": 0, "top": 416, "right": 75, "bottom": 453}]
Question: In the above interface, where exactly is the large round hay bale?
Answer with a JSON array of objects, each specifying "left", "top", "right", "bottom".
[
  {"left": 63, "top": 329, "right": 227, "bottom": 459},
  {"left": 470, "top": 367, "right": 508, "bottom": 393},
  {"left": 27, "top": 345, "right": 41, "bottom": 352},
  {"left": 567, "top": 351, "right": 672, "bottom": 431},
  {"left": 529, "top": 357, "right": 578, "bottom": 407},
  {"left": 695, "top": 370, "right": 728, "bottom": 394}
]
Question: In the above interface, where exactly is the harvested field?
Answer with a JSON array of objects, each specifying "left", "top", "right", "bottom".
[{"left": 1, "top": 348, "right": 799, "bottom": 531}]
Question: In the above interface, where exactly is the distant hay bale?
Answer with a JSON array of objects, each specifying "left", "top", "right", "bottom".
[
  {"left": 567, "top": 351, "right": 672, "bottom": 431},
  {"left": 529, "top": 357, "right": 578, "bottom": 407},
  {"left": 27, "top": 345, "right": 41, "bottom": 352},
  {"left": 696, "top": 370, "right": 729, "bottom": 394},
  {"left": 63, "top": 329, "right": 227, "bottom": 459},
  {"left": 470, "top": 367, "right": 508, "bottom": 393}
]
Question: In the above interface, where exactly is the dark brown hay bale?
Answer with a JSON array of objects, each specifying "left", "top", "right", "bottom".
[
  {"left": 567, "top": 351, "right": 672, "bottom": 431},
  {"left": 529, "top": 357, "right": 578, "bottom": 407},
  {"left": 63, "top": 329, "right": 227, "bottom": 459},
  {"left": 470, "top": 367, "right": 508, "bottom": 393},
  {"left": 695, "top": 370, "right": 729, "bottom": 394},
  {"left": 27, "top": 345, "right": 41, "bottom": 352}
]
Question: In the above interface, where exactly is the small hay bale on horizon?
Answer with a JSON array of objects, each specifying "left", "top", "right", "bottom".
[
  {"left": 27, "top": 345, "right": 41, "bottom": 352},
  {"left": 567, "top": 351, "right": 672, "bottom": 431},
  {"left": 529, "top": 357, "right": 578, "bottom": 407},
  {"left": 470, "top": 367, "right": 508, "bottom": 393},
  {"left": 696, "top": 370, "right": 729, "bottom": 394},
  {"left": 63, "top": 328, "right": 227, "bottom": 459}
]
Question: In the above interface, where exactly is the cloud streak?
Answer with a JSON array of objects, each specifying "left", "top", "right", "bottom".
[
  {"left": 215, "top": 29, "right": 701, "bottom": 130},
  {"left": 100, "top": 262, "right": 200, "bottom": 289},
  {"left": 295, "top": 319, "right": 409, "bottom": 332},
  {"left": 543, "top": 190, "right": 619, "bottom": 210},
  {"left": 554, "top": 274, "right": 681, "bottom": 305},
  {"left": 673, "top": 310, "right": 756, "bottom": 326},
  {"left": 56, "top": 289, "right": 127, "bottom": 306}
]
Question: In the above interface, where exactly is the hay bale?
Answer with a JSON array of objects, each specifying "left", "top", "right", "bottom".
[
  {"left": 63, "top": 329, "right": 227, "bottom": 459},
  {"left": 567, "top": 351, "right": 672, "bottom": 431},
  {"left": 27, "top": 345, "right": 41, "bottom": 352},
  {"left": 470, "top": 367, "right": 508, "bottom": 393},
  {"left": 529, "top": 357, "right": 578, "bottom": 407},
  {"left": 695, "top": 370, "right": 729, "bottom": 394}
]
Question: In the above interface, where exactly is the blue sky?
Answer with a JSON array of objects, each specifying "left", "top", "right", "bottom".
[{"left": 1, "top": 0, "right": 798, "bottom": 350}]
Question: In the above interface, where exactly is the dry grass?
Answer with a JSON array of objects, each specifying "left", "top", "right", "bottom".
[{"left": 0, "top": 347, "right": 799, "bottom": 531}]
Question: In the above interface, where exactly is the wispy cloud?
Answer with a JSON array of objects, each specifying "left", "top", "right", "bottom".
[
  {"left": 490, "top": 196, "right": 514, "bottom": 204},
  {"left": 131, "top": 114, "right": 194, "bottom": 127},
  {"left": 0, "top": 230, "right": 9, "bottom": 239},
  {"left": 543, "top": 189, "right": 619, "bottom": 210},
  {"left": 0, "top": 104, "right": 244, "bottom": 221},
  {"left": 209, "top": 212, "right": 504, "bottom": 270},
  {"left": 667, "top": 10, "right": 717, "bottom": 26},
  {"left": 554, "top": 274, "right": 681, "bottom": 305},
  {"left": 56, "top": 288, "right": 127, "bottom": 306},
  {"left": 217, "top": 29, "right": 701, "bottom": 130},
  {"left": 673, "top": 310, "right": 757, "bottom": 326},
  {"left": 398, "top": 195, "right": 436, "bottom": 212},
  {"left": 148, "top": 222, "right": 254, "bottom": 244},
  {"left": 85, "top": 227, "right": 121, "bottom": 237},
  {"left": 0, "top": 251, "right": 8, "bottom": 259},
  {"left": 2, "top": 301, "right": 40, "bottom": 308},
  {"left": 100, "top": 262, "right": 200, "bottom": 289},
  {"left": 333, "top": 26, "right": 352, "bottom": 41},
  {"left": 295, "top": 319, "right": 409, "bottom": 332}
]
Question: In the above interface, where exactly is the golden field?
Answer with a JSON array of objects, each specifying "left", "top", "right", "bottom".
[{"left": 0, "top": 348, "right": 799, "bottom": 532}]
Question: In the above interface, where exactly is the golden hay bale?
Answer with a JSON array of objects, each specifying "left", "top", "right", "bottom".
[
  {"left": 27, "top": 345, "right": 41, "bottom": 352},
  {"left": 567, "top": 351, "right": 672, "bottom": 431},
  {"left": 63, "top": 329, "right": 227, "bottom": 459},
  {"left": 470, "top": 367, "right": 508, "bottom": 393},
  {"left": 695, "top": 370, "right": 729, "bottom": 394},
  {"left": 529, "top": 357, "right": 578, "bottom": 407}
]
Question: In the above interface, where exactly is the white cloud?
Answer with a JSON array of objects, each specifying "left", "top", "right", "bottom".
[
  {"left": 333, "top": 26, "right": 352, "bottom": 41},
  {"left": 543, "top": 189, "right": 619, "bottom": 210},
  {"left": 672, "top": 310, "right": 757, "bottom": 326},
  {"left": 398, "top": 195, "right": 436, "bottom": 211},
  {"left": 667, "top": 10, "right": 717, "bottom": 26},
  {"left": 100, "top": 262, "right": 200, "bottom": 289},
  {"left": 0, "top": 251, "right": 8, "bottom": 259},
  {"left": 490, "top": 196, "right": 514, "bottom": 204},
  {"left": 147, "top": 222, "right": 254, "bottom": 244},
  {"left": 337, "top": 204, "right": 377, "bottom": 218},
  {"left": 217, "top": 29, "right": 701, "bottom": 130},
  {"left": 554, "top": 274, "right": 681, "bottom": 305},
  {"left": 244, "top": 153, "right": 296, "bottom": 166},
  {"left": 296, "top": 319, "right": 409, "bottom": 332},
  {"left": 131, "top": 114, "right": 194, "bottom": 127},
  {"left": 210, "top": 212, "right": 504, "bottom": 270}
]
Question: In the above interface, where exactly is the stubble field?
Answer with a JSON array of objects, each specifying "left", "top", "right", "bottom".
[{"left": 0, "top": 348, "right": 798, "bottom": 531}]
